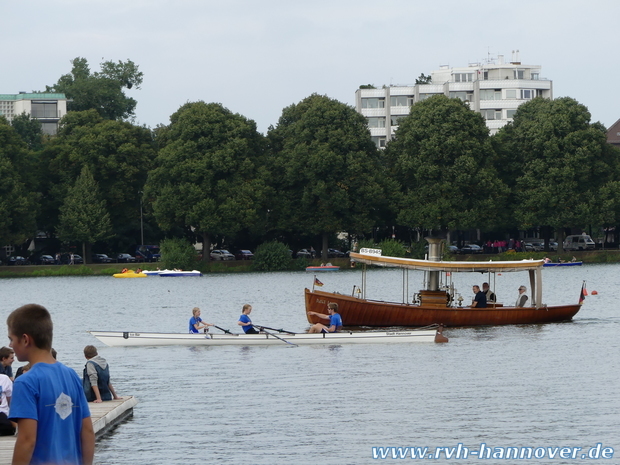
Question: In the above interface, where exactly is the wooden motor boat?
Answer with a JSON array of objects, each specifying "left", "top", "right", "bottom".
[
  {"left": 89, "top": 327, "right": 446, "bottom": 346},
  {"left": 305, "top": 240, "right": 583, "bottom": 328}
]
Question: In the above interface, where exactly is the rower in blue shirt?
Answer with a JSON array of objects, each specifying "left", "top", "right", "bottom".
[
  {"left": 307, "top": 302, "right": 343, "bottom": 333},
  {"left": 238, "top": 304, "right": 259, "bottom": 334}
]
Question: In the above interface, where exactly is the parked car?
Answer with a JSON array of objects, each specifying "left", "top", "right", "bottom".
[
  {"left": 117, "top": 253, "right": 137, "bottom": 263},
  {"left": 37, "top": 254, "right": 56, "bottom": 265},
  {"left": 447, "top": 245, "right": 459, "bottom": 254},
  {"left": 7, "top": 256, "right": 29, "bottom": 266},
  {"left": 296, "top": 249, "right": 313, "bottom": 258},
  {"left": 327, "top": 248, "right": 346, "bottom": 258},
  {"left": 459, "top": 244, "right": 483, "bottom": 254},
  {"left": 92, "top": 254, "right": 113, "bottom": 263},
  {"left": 210, "top": 249, "right": 235, "bottom": 261},
  {"left": 524, "top": 240, "right": 544, "bottom": 252},
  {"left": 563, "top": 235, "right": 595, "bottom": 251},
  {"left": 234, "top": 250, "right": 254, "bottom": 260}
]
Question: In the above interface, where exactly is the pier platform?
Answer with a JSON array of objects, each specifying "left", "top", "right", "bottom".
[{"left": 0, "top": 396, "right": 137, "bottom": 461}]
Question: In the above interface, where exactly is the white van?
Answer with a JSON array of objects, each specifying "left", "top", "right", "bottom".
[{"left": 563, "top": 235, "right": 595, "bottom": 251}]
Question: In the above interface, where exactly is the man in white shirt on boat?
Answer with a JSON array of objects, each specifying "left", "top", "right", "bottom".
[
  {"left": 516, "top": 286, "right": 529, "bottom": 307},
  {"left": 307, "top": 302, "right": 343, "bottom": 333}
]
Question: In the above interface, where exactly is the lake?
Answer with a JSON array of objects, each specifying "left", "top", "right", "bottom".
[{"left": 1, "top": 264, "right": 618, "bottom": 464}]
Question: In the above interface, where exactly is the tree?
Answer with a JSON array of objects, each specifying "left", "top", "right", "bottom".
[
  {"left": 40, "top": 110, "right": 157, "bottom": 246},
  {"left": 493, "top": 97, "right": 620, "bottom": 248},
  {"left": 145, "top": 102, "right": 267, "bottom": 259},
  {"left": 46, "top": 57, "right": 143, "bottom": 120},
  {"left": 266, "top": 94, "right": 394, "bottom": 261},
  {"left": 10, "top": 113, "right": 43, "bottom": 151},
  {"left": 57, "top": 166, "right": 113, "bottom": 262},
  {"left": 0, "top": 118, "right": 38, "bottom": 246},
  {"left": 385, "top": 95, "right": 507, "bottom": 235},
  {"left": 415, "top": 73, "right": 432, "bottom": 85}
]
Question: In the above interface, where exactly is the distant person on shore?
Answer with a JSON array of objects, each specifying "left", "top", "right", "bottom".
[
  {"left": 482, "top": 282, "right": 496, "bottom": 303},
  {"left": 238, "top": 304, "right": 259, "bottom": 334},
  {"left": 0, "top": 347, "right": 15, "bottom": 380},
  {"left": 307, "top": 302, "right": 343, "bottom": 333},
  {"left": 83, "top": 345, "right": 119, "bottom": 403},
  {"left": 516, "top": 286, "right": 529, "bottom": 307},
  {"left": 471, "top": 285, "right": 487, "bottom": 308},
  {"left": 7, "top": 303, "right": 94, "bottom": 465},
  {"left": 189, "top": 307, "right": 213, "bottom": 334}
]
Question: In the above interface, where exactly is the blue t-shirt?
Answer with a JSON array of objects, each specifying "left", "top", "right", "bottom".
[
  {"left": 238, "top": 314, "right": 253, "bottom": 333},
  {"left": 9, "top": 362, "right": 91, "bottom": 465},
  {"left": 189, "top": 316, "right": 203, "bottom": 333},
  {"left": 329, "top": 313, "right": 343, "bottom": 332}
]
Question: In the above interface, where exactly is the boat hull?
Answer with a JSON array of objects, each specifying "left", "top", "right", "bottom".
[
  {"left": 113, "top": 272, "right": 147, "bottom": 278},
  {"left": 543, "top": 262, "right": 582, "bottom": 267},
  {"left": 89, "top": 328, "right": 442, "bottom": 346},
  {"left": 306, "top": 266, "right": 340, "bottom": 272},
  {"left": 305, "top": 288, "right": 582, "bottom": 327}
]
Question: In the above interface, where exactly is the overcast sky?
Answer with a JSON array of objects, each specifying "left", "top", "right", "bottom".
[{"left": 3, "top": 0, "right": 619, "bottom": 134}]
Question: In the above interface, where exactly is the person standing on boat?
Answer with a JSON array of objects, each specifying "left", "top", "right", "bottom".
[
  {"left": 307, "top": 302, "right": 343, "bottom": 333},
  {"left": 238, "top": 304, "right": 259, "bottom": 334},
  {"left": 482, "top": 282, "right": 496, "bottom": 303},
  {"left": 471, "top": 285, "right": 487, "bottom": 308},
  {"left": 516, "top": 286, "right": 529, "bottom": 307},
  {"left": 189, "top": 307, "right": 213, "bottom": 334}
]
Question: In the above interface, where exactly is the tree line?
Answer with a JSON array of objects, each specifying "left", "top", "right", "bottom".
[{"left": 2, "top": 57, "right": 619, "bottom": 263}]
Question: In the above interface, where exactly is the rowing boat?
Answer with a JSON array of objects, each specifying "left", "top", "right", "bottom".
[
  {"left": 305, "top": 239, "right": 583, "bottom": 328},
  {"left": 306, "top": 266, "right": 340, "bottom": 272},
  {"left": 88, "top": 327, "right": 446, "bottom": 346}
]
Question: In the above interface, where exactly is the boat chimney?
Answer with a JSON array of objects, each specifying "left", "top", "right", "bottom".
[{"left": 425, "top": 237, "right": 443, "bottom": 291}]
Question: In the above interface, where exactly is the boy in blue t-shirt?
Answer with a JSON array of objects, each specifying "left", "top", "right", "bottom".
[{"left": 7, "top": 304, "right": 95, "bottom": 465}]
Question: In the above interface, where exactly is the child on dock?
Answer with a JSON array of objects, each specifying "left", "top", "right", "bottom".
[{"left": 7, "top": 304, "right": 94, "bottom": 465}]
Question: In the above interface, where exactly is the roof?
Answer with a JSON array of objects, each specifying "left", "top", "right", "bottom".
[
  {"left": 0, "top": 93, "right": 67, "bottom": 101},
  {"left": 349, "top": 252, "right": 544, "bottom": 273}
]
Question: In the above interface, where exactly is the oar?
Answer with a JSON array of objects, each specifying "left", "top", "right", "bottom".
[
  {"left": 256, "top": 326, "right": 297, "bottom": 347},
  {"left": 213, "top": 325, "right": 233, "bottom": 335},
  {"left": 255, "top": 325, "right": 296, "bottom": 335}
]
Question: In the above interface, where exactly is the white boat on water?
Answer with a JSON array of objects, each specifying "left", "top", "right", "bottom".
[
  {"left": 141, "top": 269, "right": 203, "bottom": 277},
  {"left": 89, "top": 327, "right": 447, "bottom": 346}
]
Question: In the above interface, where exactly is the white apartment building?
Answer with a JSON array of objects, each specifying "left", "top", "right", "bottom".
[
  {"left": 0, "top": 92, "right": 68, "bottom": 135},
  {"left": 355, "top": 53, "right": 552, "bottom": 148}
]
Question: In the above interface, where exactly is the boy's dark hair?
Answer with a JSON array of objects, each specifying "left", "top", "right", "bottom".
[
  {"left": 0, "top": 347, "right": 14, "bottom": 361},
  {"left": 7, "top": 304, "right": 53, "bottom": 350},
  {"left": 83, "top": 345, "right": 98, "bottom": 359}
]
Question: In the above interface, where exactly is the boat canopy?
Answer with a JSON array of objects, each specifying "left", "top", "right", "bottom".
[{"left": 349, "top": 252, "right": 544, "bottom": 273}]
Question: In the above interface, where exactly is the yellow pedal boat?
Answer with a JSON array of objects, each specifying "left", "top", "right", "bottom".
[{"left": 113, "top": 270, "right": 147, "bottom": 278}]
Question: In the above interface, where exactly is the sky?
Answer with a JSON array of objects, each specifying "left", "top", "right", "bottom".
[{"left": 3, "top": 0, "right": 619, "bottom": 134}]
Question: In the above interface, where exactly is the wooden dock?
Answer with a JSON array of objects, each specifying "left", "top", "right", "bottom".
[{"left": 0, "top": 396, "right": 137, "bottom": 462}]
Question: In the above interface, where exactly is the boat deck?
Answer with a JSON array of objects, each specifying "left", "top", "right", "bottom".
[{"left": 0, "top": 396, "right": 137, "bottom": 461}]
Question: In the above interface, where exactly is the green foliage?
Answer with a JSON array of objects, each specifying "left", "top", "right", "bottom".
[
  {"left": 10, "top": 113, "right": 43, "bottom": 151},
  {"left": 252, "top": 241, "right": 292, "bottom": 271},
  {"left": 160, "top": 237, "right": 197, "bottom": 270},
  {"left": 415, "top": 73, "right": 432, "bottom": 84},
  {"left": 267, "top": 94, "right": 395, "bottom": 250},
  {"left": 386, "top": 95, "right": 507, "bottom": 233},
  {"left": 409, "top": 241, "right": 428, "bottom": 259},
  {"left": 57, "top": 166, "right": 113, "bottom": 255},
  {"left": 145, "top": 101, "right": 266, "bottom": 257},
  {"left": 46, "top": 57, "right": 143, "bottom": 120},
  {"left": 359, "top": 84, "right": 376, "bottom": 89},
  {"left": 377, "top": 238, "right": 406, "bottom": 257}
]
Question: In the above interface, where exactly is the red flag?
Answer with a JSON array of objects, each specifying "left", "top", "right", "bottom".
[
  {"left": 579, "top": 282, "right": 586, "bottom": 305},
  {"left": 314, "top": 277, "right": 324, "bottom": 287}
]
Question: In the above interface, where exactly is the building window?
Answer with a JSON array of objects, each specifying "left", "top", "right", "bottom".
[
  {"left": 449, "top": 91, "right": 473, "bottom": 102},
  {"left": 418, "top": 94, "right": 433, "bottom": 101},
  {"left": 367, "top": 117, "right": 386, "bottom": 128},
  {"left": 505, "top": 89, "right": 517, "bottom": 99},
  {"left": 41, "top": 122, "right": 59, "bottom": 135},
  {"left": 390, "top": 96, "right": 410, "bottom": 107},
  {"left": 454, "top": 73, "right": 474, "bottom": 82},
  {"left": 371, "top": 136, "right": 387, "bottom": 148},
  {"left": 507, "top": 109, "right": 517, "bottom": 119},
  {"left": 521, "top": 89, "right": 533, "bottom": 100},
  {"left": 483, "top": 71, "right": 489, "bottom": 80},
  {"left": 482, "top": 110, "right": 502, "bottom": 120},
  {"left": 479, "top": 89, "right": 502, "bottom": 100},
  {"left": 531, "top": 73, "right": 539, "bottom": 80},
  {"left": 361, "top": 98, "right": 385, "bottom": 109},
  {"left": 31, "top": 102, "right": 58, "bottom": 118},
  {"left": 514, "top": 69, "right": 524, "bottom": 80},
  {"left": 390, "top": 115, "right": 406, "bottom": 126}
]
